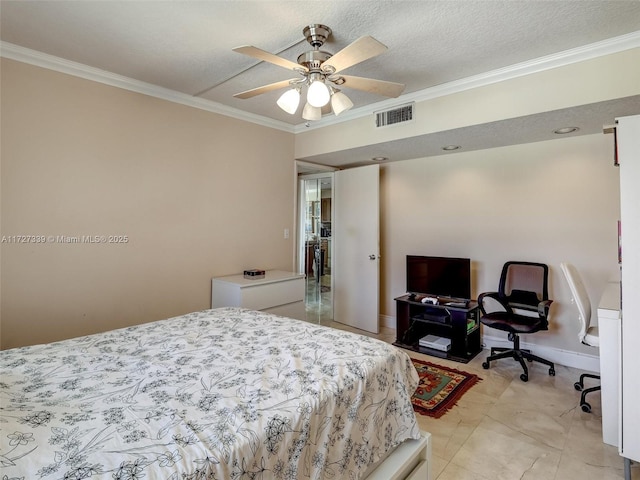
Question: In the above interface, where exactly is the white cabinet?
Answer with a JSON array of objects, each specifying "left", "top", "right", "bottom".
[
  {"left": 617, "top": 114, "right": 640, "bottom": 465},
  {"left": 211, "top": 270, "right": 306, "bottom": 320},
  {"left": 597, "top": 281, "right": 621, "bottom": 447}
]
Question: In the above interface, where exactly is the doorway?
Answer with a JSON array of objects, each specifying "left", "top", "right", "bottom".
[
  {"left": 298, "top": 173, "right": 333, "bottom": 324},
  {"left": 296, "top": 163, "right": 380, "bottom": 332}
]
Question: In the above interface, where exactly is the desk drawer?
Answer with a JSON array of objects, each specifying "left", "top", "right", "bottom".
[
  {"left": 264, "top": 301, "right": 306, "bottom": 320},
  {"left": 240, "top": 278, "right": 304, "bottom": 310}
]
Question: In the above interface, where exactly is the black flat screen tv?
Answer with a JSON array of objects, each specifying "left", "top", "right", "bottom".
[{"left": 406, "top": 255, "right": 471, "bottom": 300}]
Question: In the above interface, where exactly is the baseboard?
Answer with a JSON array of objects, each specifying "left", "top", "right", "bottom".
[
  {"left": 380, "top": 314, "right": 600, "bottom": 373},
  {"left": 478, "top": 334, "right": 600, "bottom": 373},
  {"left": 380, "top": 314, "right": 395, "bottom": 329}
]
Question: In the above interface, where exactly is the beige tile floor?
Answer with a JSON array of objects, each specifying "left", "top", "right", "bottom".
[
  {"left": 304, "top": 274, "right": 333, "bottom": 323},
  {"left": 323, "top": 322, "right": 639, "bottom": 480}
]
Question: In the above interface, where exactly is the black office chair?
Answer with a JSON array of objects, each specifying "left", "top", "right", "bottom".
[{"left": 478, "top": 261, "right": 556, "bottom": 382}]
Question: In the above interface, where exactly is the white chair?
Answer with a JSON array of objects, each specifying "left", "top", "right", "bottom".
[{"left": 560, "top": 262, "right": 600, "bottom": 413}]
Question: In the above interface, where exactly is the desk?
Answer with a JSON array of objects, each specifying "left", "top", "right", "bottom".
[{"left": 597, "top": 281, "right": 621, "bottom": 447}]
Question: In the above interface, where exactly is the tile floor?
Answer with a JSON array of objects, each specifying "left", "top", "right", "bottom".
[
  {"left": 304, "top": 274, "right": 333, "bottom": 323},
  {"left": 321, "top": 321, "right": 639, "bottom": 480}
]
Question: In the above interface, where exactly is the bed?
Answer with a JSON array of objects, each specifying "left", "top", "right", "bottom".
[{"left": 0, "top": 307, "right": 430, "bottom": 479}]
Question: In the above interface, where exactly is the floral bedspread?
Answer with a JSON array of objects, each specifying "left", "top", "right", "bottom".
[{"left": 0, "top": 307, "right": 420, "bottom": 480}]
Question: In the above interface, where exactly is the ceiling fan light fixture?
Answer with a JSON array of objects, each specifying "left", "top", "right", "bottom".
[
  {"left": 276, "top": 88, "right": 301, "bottom": 114},
  {"left": 232, "top": 24, "right": 406, "bottom": 122},
  {"left": 330, "top": 90, "right": 353, "bottom": 116},
  {"left": 307, "top": 79, "right": 330, "bottom": 107},
  {"left": 302, "top": 102, "right": 321, "bottom": 121}
]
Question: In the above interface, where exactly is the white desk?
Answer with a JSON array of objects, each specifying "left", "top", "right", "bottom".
[
  {"left": 211, "top": 270, "right": 306, "bottom": 320},
  {"left": 597, "top": 280, "right": 621, "bottom": 447}
]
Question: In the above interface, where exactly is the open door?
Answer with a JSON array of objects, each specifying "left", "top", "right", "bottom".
[{"left": 333, "top": 164, "right": 380, "bottom": 333}]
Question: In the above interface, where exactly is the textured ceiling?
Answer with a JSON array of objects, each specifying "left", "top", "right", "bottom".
[{"left": 2, "top": 1, "right": 640, "bottom": 168}]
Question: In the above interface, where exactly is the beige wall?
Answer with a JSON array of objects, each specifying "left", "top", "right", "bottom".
[
  {"left": 292, "top": 49, "right": 631, "bottom": 361},
  {"left": 380, "top": 133, "right": 620, "bottom": 354},
  {"left": 0, "top": 55, "right": 624, "bottom": 360},
  {"left": 0, "top": 59, "right": 296, "bottom": 349}
]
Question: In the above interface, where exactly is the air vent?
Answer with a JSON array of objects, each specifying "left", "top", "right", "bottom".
[{"left": 375, "top": 102, "right": 414, "bottom": 128}]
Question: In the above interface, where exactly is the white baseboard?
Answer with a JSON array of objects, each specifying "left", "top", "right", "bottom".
[
  {"left": 482, "top": 334, "right": 600, "bottom": 373},
  {"left": 380, "top": 314, "right": 600, "bottom": 373},
  {"left": 380, "top": 314, "right": 395, "bottom": 329}
]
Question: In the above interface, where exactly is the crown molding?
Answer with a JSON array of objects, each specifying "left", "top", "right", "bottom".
[
  {"left": 293, "top": 30, "right": 640, "bottom": 133},
  {"left": 0, "top": 41, "right": 296, "bottom": 134},
  {"left": 3, "top": 30, "right": 639, "bottom": 136}
]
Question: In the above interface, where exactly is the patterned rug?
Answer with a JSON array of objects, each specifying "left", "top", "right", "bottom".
[{"left": 411, "top": 358, "right": 482, "bottom": 418}]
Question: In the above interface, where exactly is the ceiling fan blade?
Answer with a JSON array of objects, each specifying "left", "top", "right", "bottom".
[
  {"left": 339, "top": 75, "right": 405, "bottom": 98},
  {"left": 233, "top": 45, "right": 307, "bottom": 72},
  {"left": 323, "top": 36, "right": 388, "bottom": 74},
  {"left": 233, "top": 79, "right": 296, "bottom": 99}
]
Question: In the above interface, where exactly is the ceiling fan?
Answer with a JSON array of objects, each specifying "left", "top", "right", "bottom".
[{"left": 232, "top": 24, "right": 405, "bottom": 120}]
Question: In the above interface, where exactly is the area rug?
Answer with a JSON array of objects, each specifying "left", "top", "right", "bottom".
[{"left": 411, "top": 358, "right": 481, "bottom": 418}]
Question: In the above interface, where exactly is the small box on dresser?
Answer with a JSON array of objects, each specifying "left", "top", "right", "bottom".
[{"left": 243, "top": 269, "right": 265, "bottom": 279}]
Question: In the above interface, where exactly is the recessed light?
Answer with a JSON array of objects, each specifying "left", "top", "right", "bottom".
[
  {"left": 371, "top": 156, "right": 388, "bottom": 162},
  {"left": 442, "top": 145, "right": 461, "bottom": 151},
  {"left": 554, "top": 127, "right": 580, "bottom": 134}
]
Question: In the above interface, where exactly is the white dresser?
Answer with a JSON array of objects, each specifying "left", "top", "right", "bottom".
[{"left": 211, "top": 270, "right": 306, "bottom": 320}]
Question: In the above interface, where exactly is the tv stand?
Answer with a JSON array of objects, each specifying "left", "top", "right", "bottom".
[{"left": 394, "top": 294, "right": 481, "bottom": 363}]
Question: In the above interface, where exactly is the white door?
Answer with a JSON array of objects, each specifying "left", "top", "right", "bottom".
[{"left": 333, "top": 164, "right": 380, "bottom": 333}]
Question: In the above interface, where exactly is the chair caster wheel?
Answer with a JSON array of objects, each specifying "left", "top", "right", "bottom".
[
  {"left": 482, "top": 361, "right": 490, "bottom": 369},
  {"left": 581, "top": 402, "right": 592, "bottom": 413},
  {"left": 520, "top": 373, "right": 528, "bottom": 382},
  {"left": 549, "top": 368, "right": 555, "bottom": 376},
  {"left": 574, "top": 382, "right": 582, "bottom": 391}
]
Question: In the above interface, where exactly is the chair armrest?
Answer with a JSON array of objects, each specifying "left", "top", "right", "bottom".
[
  {"left": 477, "top": 292, "right": 510, "bottom": 315},
  {"left": 538, "top": 299, "right": 553, "bottom": 318}
]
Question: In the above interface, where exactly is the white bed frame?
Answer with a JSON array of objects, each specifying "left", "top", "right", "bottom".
[{"left": 365, "top": 431, "right": 431, "bottom": 480}]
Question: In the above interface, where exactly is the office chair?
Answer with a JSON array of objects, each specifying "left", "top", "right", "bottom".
[
  {"left": 560, "top": 262, "right": 600, "bottom": 413},
  {"left": 478, "top": 261, "right": 555, "bottom": 382}
]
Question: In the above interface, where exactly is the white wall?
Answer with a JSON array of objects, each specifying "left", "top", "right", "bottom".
[{"left": 380, "top": 133, "right": 620, "bottom": 357}]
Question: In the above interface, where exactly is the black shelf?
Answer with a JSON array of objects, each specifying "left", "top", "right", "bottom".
[{"left": 394, "top": 294, "right": 481, "bottom": 363}]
